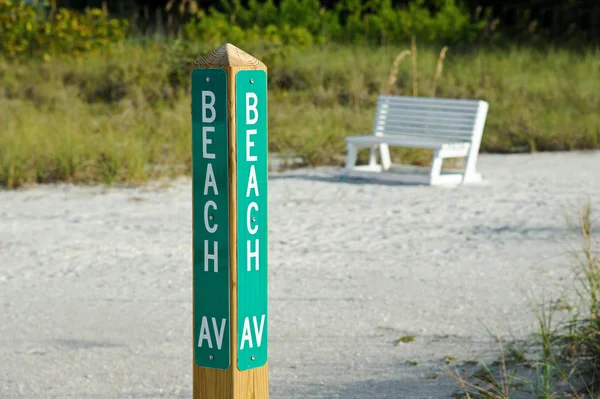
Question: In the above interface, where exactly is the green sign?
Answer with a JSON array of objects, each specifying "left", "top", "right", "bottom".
[
  {"left": 236, "top": 70, "right": 268, "bottom": 371},
  {"left": 192, "top": 68, "right": 230, "bottom": 370}
]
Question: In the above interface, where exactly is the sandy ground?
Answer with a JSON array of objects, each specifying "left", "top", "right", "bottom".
[{"left": 1, "top": 151, "right": 600, "bottom": 399}]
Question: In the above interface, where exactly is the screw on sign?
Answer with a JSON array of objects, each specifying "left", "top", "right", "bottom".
[{"left": 191, "top": 44, "right": 269, "bottom": 399}]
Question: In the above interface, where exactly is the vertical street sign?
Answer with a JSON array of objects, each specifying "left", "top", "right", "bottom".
[
  {"left": 191, "top": 44, "right": 269, "bottom": 399},
  {"left": 192, "top": 68, "right": 230, "bottom": 370},
  {"left": 236, "top": 70, "right": 268, "bottom": 371}
]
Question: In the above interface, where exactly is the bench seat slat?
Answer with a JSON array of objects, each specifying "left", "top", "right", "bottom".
[
  {"left": 379, "top": 98, "right": 481, "bottom": 111},
  {"left": 375, "top": 122, "right": 473, "bottom": 133},
  {"left": 379, "top": 97, "right": 480, "bottom": 107},
  {"left": 373, "top": 127, "right": 474, "bottom": 139},
  {"left": 378, "top": 95, "right": 481, "bottom": 107},
  {"left": 379, "top": 104, "right": 479, "bottom": 114},
  {"left": 346, "top": 134, "right": 472, "bottom": 150},
  {"left": 376, "top": 107, "right": 478, "bottom": 119},
  {"left": 375, "top": 116, "right": 476, "bottom": 128},
  {"left": 379, "top": 101, "right": 480, "bottom": 111}
]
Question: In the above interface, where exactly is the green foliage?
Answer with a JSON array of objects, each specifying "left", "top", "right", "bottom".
[
  {"left": 183, "top": 9, "right": 317, "bottom": 49},
  {"left": 0, "top": 0, "right": 128, "bottom": 59},
  {"left": 183, "top": 0, "right": 486, "bottom": 46},
  {"left": 1, "top": 42, "right": 599, "bottom": 187},
  {"left": 396, "top": 335, "right": 416, "bottom": 344},
  {"left": 336, "top": 0, "right": 485, "bottom": 44}
]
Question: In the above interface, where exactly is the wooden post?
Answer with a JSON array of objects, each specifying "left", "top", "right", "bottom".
[{"left": 190, "top": 44, "right": 269, "bottom": 399}]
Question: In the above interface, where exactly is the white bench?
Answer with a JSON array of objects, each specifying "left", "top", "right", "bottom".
[{"left": 345, "top": 95, "right": 489, "bottom": 185}]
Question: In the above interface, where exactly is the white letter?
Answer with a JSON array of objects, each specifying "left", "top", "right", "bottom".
[
  {"left": 240, "top": 317, "right": 253, "bottom": 350},
  {"left": 203, "top": 127, "right": 215, "bottom": 159},
  {"left": 247, "top": 239, "right": 259, "bottom": 271},
  {"left": 202, "top": 91, "right": 216, "bottom": 123},
  {"left": 246, "top": 93, "right": 258, "bottom": 125},
  {"left": 253, "top": 315, "right": 266, "bottom": 348},
  {"left": 204, "top": 240, "right": 218, "bottom": 272},
  {"left": 246, "top": 129, "right": 257, "bottom": 162},
  {"left": 212, "top": 318, "right": 227, "bottom": 350},
  {"left": 198, "top": 316, "right": 213, "bottom": 348},
  {"left": 203, "top": 163, "right": 218, "bottom": 195},
  {"left": 204, "top": 201, "right": 217, "bottom": 233},
  {"left": 246, "top": 202, "right": 258, "bottom": 235},
  {"left": 246, "top": 164, "right": 259, "bottom": 197}
]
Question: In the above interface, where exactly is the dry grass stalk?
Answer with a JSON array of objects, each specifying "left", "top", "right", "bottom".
[
  {"left": 579, "top": 203, "right": 600, "bottom": 319},
  {"left": 431, "top": 46, "right": 449, "bottom": 97},
  {"left": 411, "top": 35, "right": 418, "bottom": 96},
  {"left": 447, "top": 336, "right": 512, "bottom": 399},
  {"left": 447, "top": 367, "right": 508, "bottom": 399},
  {"left": 165, "top": 0, "right": 176, "bottom": 11},
  {"left": 385, "top": 50, "right": 411, "bottom": 94},
  {"left": 165, "top": 0, "right": 198, "bottom": 15}
]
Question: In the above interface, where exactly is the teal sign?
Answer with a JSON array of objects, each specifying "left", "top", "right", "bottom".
[
  {"left": 236, "top": 70, "right": 268, "bottom": 371},
  {"left": 191, "top": 68, "right": 231, "bottom": 370}
]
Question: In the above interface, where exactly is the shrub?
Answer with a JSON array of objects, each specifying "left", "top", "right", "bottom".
[
  {"left": 183, "top": 0, "right": 485, "bottom": 47},
  {"left": 183, "top": 8, "right": 316, "bottom": 49},
  {"left": 0, "top": 0, "right": 128, "bottom": 59}
]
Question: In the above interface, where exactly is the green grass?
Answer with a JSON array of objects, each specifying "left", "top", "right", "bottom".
[
  {"left": 449, "top": 203, "right": 600, "bottom": 399},
  {"left": 396, "top": 335, "right": 416, "bottom": 344},
  {"left": 1, "top": 41, "right": 599, "bottom": 187}
]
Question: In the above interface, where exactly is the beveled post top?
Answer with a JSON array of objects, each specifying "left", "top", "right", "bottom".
[{"left": 191, "top": 43, "right": 266, "bottom": 71}]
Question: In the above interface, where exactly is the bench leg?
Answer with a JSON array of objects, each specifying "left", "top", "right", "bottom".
[
  {"left": 345, "top": 142, "right": 358, "bottom": 171},
  {"left": 380, "top": 144, "right": 391, "bottom": 171},
  {"left": 429, "top": 149, "right": 443, "bottom": 184},
  {"left": 462, "top": 102, "right": 487, "bottom": 183},
  {"left": 463, "top": 151, "right": 481, "bottom": 183},
  {"left": 368, "top": 145, "right": 378, "bottom": 168}
]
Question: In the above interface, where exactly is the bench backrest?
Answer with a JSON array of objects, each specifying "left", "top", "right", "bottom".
[{"left": 373, "top": 95, "right": 488, "bottom": 143}]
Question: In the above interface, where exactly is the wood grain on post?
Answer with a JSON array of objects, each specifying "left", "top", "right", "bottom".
[{"left": 191, "top": 43, "right": 269, "bottom": 399}]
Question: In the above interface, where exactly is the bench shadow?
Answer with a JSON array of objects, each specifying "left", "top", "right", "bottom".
[{"left": 268, "top": 172, "right": 427, "bottom": 187}]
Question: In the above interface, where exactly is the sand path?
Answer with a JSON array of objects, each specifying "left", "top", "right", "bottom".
[{"left": 1, "top": 152, "right": 599, "bottom": 398}]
